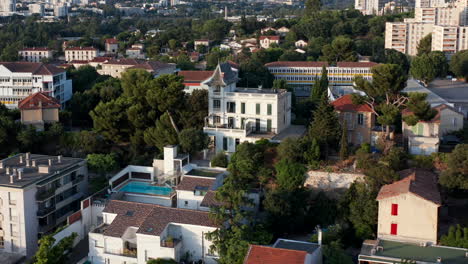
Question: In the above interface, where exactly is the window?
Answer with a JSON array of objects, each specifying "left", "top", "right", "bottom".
[
  {"left": 241, "top": 103, "right": 246, "bottom": 114},
  {"left": 0, "top": 237, "right": 3, "bottom": 248},
  {"left": 391, "top": 204, "right": 398, "bottom": 216},
  {"left": 184, "top": 201, "right": 188, "bottom": 206},
  {"left": 241, "top": 118, "right": 246, "bottom": 129},
  {"left": 213, "top": 116, "right": 221, "bottom": 124},
  {"left": 452, "top": 118, "right": 457, "bottom": 127},
  {"left": 267, "top": 119, "right": 272, "bottom": 132},
  {"left": 390, "top": 223, "right": 398, "bottom": 235},
  {"left": 357, "top": 113, "right": 364, "bottom": 125},
  {"left": 267, "top": 104, "right": 272, "bottom": 115},
  {"left": 223, "top": 137, "right": 228, "bottom": 151},
  {"left": 227, "top": 102, "right": 236, "bottom": 113},
  {"left": 256, "top": 103, "right": 260, "bottom": 115}
]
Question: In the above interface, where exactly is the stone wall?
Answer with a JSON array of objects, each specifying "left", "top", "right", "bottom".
[{"left": 304, "top": 170, "right": 365, "bottom": 190}]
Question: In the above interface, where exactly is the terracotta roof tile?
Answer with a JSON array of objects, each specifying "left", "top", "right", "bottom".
[
  {"left": 18, "top": 92, "right": 61, "bottom": 110},
  {"left": 200, "top": 191, "right": 226, "bottom": 208},
  {"left": 377, "top": 168, "right": 441, "bottom": 205},
  {"left": 105, "top": 38, "right": 118, "bottom": 44},
  {"left": 259, "top": 36, "right": 280, "bottom": 40},
  {"left": 265, "top": 61, "right": 328, "bottom": 67},
  {"left": 65, "top": 47, "right": 97, "bottom": 51},
  {"left": 244, "top": 245, "right": 307, "bottom": 264},
  {"left": 0, "top": 62, "right": 64, "bottom": 75},
  {"left": 331, "top": 94, "right": 373, "bottom": 112},
  {"left": 336, "top": 61, "right": 378, "bottom": 68},
  {"left": 176, "top": 176, "right": 216, "bottom": 191},
  {"left": 102, "top": 200, "right": 217, "bottom": 237},
  {"left": 20, "top": 47, "right": 50, "bottom": 51},
  {"left": 179, "top": 71, "right": 214, "bottom": 83}
]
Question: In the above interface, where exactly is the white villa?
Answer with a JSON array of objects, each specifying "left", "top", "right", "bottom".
[{"left": 203, "top": 63, "right": 299, "bottom": 153}]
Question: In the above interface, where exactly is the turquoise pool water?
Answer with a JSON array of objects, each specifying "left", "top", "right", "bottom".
[{"left": 119, "top": 181, "right": 172, "bottom": 196}]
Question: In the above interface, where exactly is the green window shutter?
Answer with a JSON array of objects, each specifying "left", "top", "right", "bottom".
[
  {"left": 267, "top": 104, "right": 272, "bottom": 115},
  {"left": 241, "top": 103, "right": 245, "bottom": 114},
  {"left": 256, "top": 103, "right": 260, "bottom": 115}
]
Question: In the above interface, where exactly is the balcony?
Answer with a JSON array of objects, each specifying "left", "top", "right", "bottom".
[
  {"left": 36, "top": 188, "right": 56, "bottom": 201},
  {"left": 71, "top": 175, "right": 85, "bottom": 185},
  {"left": 37, "top": 206, "right": 55, "bottom": 217},
  {"left": 104, "top": 248, "right": 137, "bottom": 258},
  {"left": 160, "top": 237, "right": 181, "bottom": 248}
]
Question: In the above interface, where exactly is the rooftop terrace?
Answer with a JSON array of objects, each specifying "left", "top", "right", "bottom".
[{"left": 0, "top": 153, "right": 84, "bottom": 188}]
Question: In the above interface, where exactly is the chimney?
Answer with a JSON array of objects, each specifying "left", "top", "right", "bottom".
[
  {"left": 19, "top": 155, "right": 23, "bottom": 164},
  {"left": 0, "top": 161, "right": 3, "bottom": 169},
  {"left": 26, "top": 152, "right": 31, "bottom": 160},
  {"left": 48, "top": 159, "right": 52, "bottom": 166},
  {"left": 317, "top": 227, "right": 322, "bottom": 246},
  {"left": 10, "top": 175, "right": 14, "bottom": 184},
  {"left": 32, "top": 160, "right": 36, "bottom": 167},
  {"left": 57, "top": 155, "right": 62, "bottom": 163},
  {"left": 26, "top": 159, "right": 30, "bottom": 167},
  {"left": 437, "top": 257, "right": 442, "bottom": 263},
  {"left": 18, "top": 169, "right": 23, "bottom": 180},
  {"left": 6, "top": 167, "right": 10, "bottom": 175}
]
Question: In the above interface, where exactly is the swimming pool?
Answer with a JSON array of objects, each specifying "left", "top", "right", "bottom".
[{"left": 118, "top": 181, "right": 173, "bottom": 196}]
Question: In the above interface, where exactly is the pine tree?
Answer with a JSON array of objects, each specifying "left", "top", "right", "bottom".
[
  {"left": 310, "top": 66, "right": 328, "bottom": 102},
  {"left": 308, "top": 94, "right": 341, "bottom": 158},
  {"left": 339, "top": 120, "right": 348, "bottom": 161}
]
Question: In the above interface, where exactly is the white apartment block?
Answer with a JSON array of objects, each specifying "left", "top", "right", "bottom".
[
  {"left": 385, "top": 0, "right": 468, "bottom": 56},
  {"left": 265, "top": 61, "right": 377, "bottom": 97},
  {"left": 65, "top": 47, "right": 99, "bottom": 62},
  {"left": 0, "top": 0, "right": 15, "bottom": 14},
  {"left": 18, "top": 48, "right": 53, "bottom": 63},
  {"left": 355, "top": 0, "right": 392, "bottom": 15},
  {"left": 0, "top": 62, "right": 72, "bottom": 108},
  {"left": 0, "top": 154, "right": 88, "bottom": 258},
  {"left": 98, "top": 59, "right": 175, "bottom": 78},
  {"left": 88, "top": 200, "right": 218, "bottom": 264},
  {"left": 203, "top": 64, "right": 292, "bottom": 153}
]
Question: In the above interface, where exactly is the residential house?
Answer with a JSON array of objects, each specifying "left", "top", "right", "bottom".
[
  {"left": 402, "top": 104, "right": 464, "bottom": 155},
  {"left": 358, "top": 168, "right": 468, "bottom": 263},
  {"left": 18, "top": 92, "right": 60, "bottom": 130},
  {"left": 203, "top": 63, "right": 303, "bottom": 153},
  {"left": 175, "top": 175, "right": 222, "bottom": 211},
  {"left": 98, "top": 59, "right": 175, "bottom": 78},
  {"left": 259, "top": 36, "right": 280, "bottom": 49},
  {"left": 0, "top": 62, "right": 72, "bottom": 108},
  {"left": 260, "top": 27, "right": 277, "bottom": 34},
  {"left": 331, "top": 94, "right": 375, "bottom": 146},
  {"left": 178, "top": 70, "right": 214, "bottom": 93},
  {"left": 0, "top": 153, "right": 88, "bottom": 257},
  {"left": 105, "top": 38, "right": 119, "bottom": 54},
  {"left": 194, "top": 39, "right": 210, "bottom": 48},
  {"left": 244, "top": 238, "right": 322, "bottom": 264},
  {"left": 88, "top": 200, "right": 219, "bottom": 264},
  {"left": 295, "top": 40, "right": 308, "bottom": 48},
  {"left": 65, "top": 47, "right": 99, "bottom": 62},
  {"left": 125, "top": 47, "right": 145, "bottom": 59},
  {"left": 18, "top": 48, "right": 53, "bottom": 63},
  {"left": 277, "top": 26, "right": 290, "bottom": 36}
]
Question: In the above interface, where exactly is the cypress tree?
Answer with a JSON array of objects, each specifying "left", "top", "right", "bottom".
[{"left": 339, "top": 120, "right": 348, "bottom": 160}]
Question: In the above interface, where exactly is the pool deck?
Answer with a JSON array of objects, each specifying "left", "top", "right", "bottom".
[{"left": 114, "top": 179, "right": 175, "bottom": 197}]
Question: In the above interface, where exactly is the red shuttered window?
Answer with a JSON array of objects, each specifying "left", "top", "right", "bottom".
[
  {"left": 391, "top": 223, "right": 398, "bottom": 235},
  {"left": 391, "top": 204, "right": 398, "bottom": 216}
]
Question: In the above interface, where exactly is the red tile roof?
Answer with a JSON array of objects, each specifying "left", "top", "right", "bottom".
[
  {"left": 200, "top": 191, "right": 226, "bottom": 208},
  {"left": 20, "top": 47, "right": 50, "bottom": 51},
  {"left": 244, "top": 245, "right": 307, "bottom": 264},
  {"left": 336, "top": 61, "right": 378, "bottom": 68},
  {"left": 65, "top": 47, "right": 97, "bottom": 51},
  {"left": 265, "top": 61, "right": 328, "bottom": 67},
  {"left": 377, "top": 169, "right": 441, "bottom": 205},
  {"left": 175, "top": 176, "right": 216, "bottom": 191},
  {"left": 102, "top": 200, "right": 217, "bottom": 237},
  {"left": 179, "top": 71, "right": 214, "bottom": 83},
  {"left": 18, "top": 92, "right": 61, "bottom": 110},
  {"left": 260, "top": 36, "right": 280, "bottom": 41},
  {"left": 331, "top": 94, "right": 373, "bottom": 112},
  {"left": 0, "top": 62, "right": 64, "bottom": 75},
  {"left": 90, "top": 57, "right": 112, "bottom": 63},
  {"left": 105, "top": 38, "right": 118, "bottom": 44}
]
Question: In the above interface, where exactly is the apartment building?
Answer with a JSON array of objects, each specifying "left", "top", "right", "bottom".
[
  {"left": 98, "top": 59, "right": 175, "bottom": 78},
  {"left": 355, "top": 0, "right": 392, "bottom": 15},
  {"left": 265, "top": 61, "right": 377, "bottom": 97},
  {"left": 65, "top": 47, "right": 99, "bottom": 62},
  {"left": 0, "top": 62, "right": 72, "bottom": 108},
  {"left": 0, "top": 0, "right": 15, "bottom": 14},
  {"left": 88, "top": 200, "right": 218, "bottom": 264},
  {"left": 385, "top": 0, "right": 468, "bottom": 56},
  {"left": 358, "top": 169, "right": 468, "bottom": 263},
  {"left": 18, "top": 48, "right": 53, "bottom": 63},
  {"left": 203, "top": 63, "right": 293, "bottom": 153},
  {"left": 0, "top": 153, "right": 88, "bottom": 257}
]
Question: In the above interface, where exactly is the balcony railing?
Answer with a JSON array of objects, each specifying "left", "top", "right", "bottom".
[
  {"left": 71, "top": 175, "right": 85, "bottom": 185},
  {"left": 104, "top": 248, "right": 137, "bottom": 258},
  {"left": 37, "top": 206, "right": 55, "bottom": 217},
  {"left": 160, "top": 238, "right": 181, "bottom": 248},
  {"left": 36, "top": 188, "right": 56, "bottom": 201}
]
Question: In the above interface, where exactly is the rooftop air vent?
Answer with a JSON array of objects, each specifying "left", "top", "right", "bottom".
[{"left": 437, "top": 257, "right": 442, "bottom": 263}]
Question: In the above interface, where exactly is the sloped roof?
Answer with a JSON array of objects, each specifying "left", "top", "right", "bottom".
[
  {"left": 65, "top": 47, "right": 97, "bottom": 51},
  {"left": 18, "top": 92, "right": 60, "bottom": 110},
  {"left": 200, "top": 191, "right": 226, "bottom": 208},
  {"left": 331, "top": 94, "right": 373, "bottom": 112},
  {"left": 20, "top": 47, "right": 50, "bottom": 51},
  {"left": 129, "top": 61, "right": 174, "bottom": 72},
  {"left": 0, "top": 62, "right": 64, "bottom": 75},
  {"left": 105, "top": 38, "right": 118, "bottom": 44},
  {"left": 244, "top": 245, "right": 307, "bottom": 264},
  {"left": 402, "top": 104, "right": 463, "bottom": 123},
  {"left": 265, "top": 61, "right": 328, "bottom": 68},
  {"left": 179, "top": 71, "right": 214, "bottom": 83},
  {"left": 175, "top": 176, "right": 216, "bottom": 191},
  {"left": 204, "top": 62, "right": 239, "bottom": 86},
  {"left": 336, "top": 62, "right": 378, "bottom": 68},
  {"left": 377, "top": 168, "right": 441, "bottom": 205},
  {"left": 102, "top": 200, "right": 217, "bottom": 237},
  {"left": 259, "top": 36, "right": 280, "bottom": 40}
]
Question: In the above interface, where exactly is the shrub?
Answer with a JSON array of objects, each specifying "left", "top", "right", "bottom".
[{"left": 211, "top": 152, "right": 228, "bottom": 168}]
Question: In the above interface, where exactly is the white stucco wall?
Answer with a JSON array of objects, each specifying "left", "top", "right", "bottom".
[{"left": 176, "top": 190, "right": 205, "bottom": 210}]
